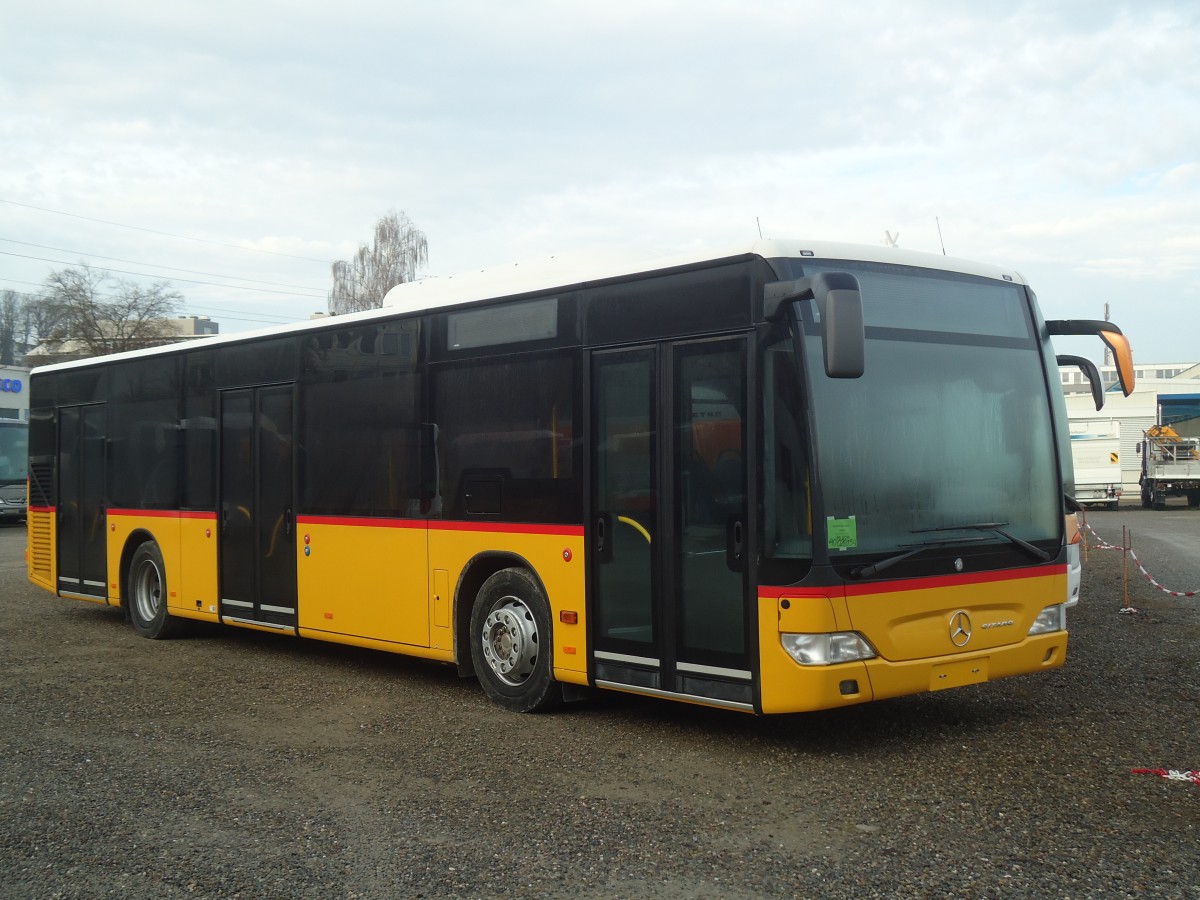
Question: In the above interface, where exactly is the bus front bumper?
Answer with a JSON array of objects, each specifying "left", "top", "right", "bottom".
[{"left": 758, "top": 631, "right": 1069, "bottom": 714}]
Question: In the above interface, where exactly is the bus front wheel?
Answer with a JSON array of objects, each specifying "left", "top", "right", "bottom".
[
  {"left": 128, "top": 541, "right": 184, "bottom": 640},
  {"left": 470, "top": 568, "right": 562, "bottom": 713}
]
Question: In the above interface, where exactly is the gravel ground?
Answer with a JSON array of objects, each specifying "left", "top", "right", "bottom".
[{"left": 0, "top": 523, "right": 1197, "bottom": 899}]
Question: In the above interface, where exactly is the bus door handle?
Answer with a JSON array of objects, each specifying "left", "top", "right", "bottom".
[
  {"left": 285, "top": 507, "right": 293, "bottom": 537},
  {"left": 595, "top": 513, "right": 613, "bottom": 564},
  {"left": 727, "top": 516, "right": 746, "bottom": 572}
]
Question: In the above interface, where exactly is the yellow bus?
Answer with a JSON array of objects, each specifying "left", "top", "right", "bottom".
[{"left": 26, "top": 240, "right": 1134, "bottom": 713}]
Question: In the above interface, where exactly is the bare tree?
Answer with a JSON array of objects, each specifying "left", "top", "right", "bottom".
[
  {"left": 329, "top": 211, "right": 428, "bottom": 314},
  {"left": 41, "top": 265, "right": 182, "bottom": 356},
  {"left": 0, "top": 291, "right": 20, "bottom": 365},
  {"left": 22, "top": 293, "right": 71, "bottom": 350}
]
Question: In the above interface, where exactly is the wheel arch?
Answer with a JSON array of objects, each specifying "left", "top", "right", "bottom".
[{"left": 452, "top": 551, "right": 550, "bottom": 678}]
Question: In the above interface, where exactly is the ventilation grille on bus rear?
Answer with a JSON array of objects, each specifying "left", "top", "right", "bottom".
[{"left": 29, "top": 513, "right": 52, "bottom": 584}]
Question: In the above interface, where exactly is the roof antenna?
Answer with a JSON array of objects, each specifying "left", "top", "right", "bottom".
[
  {"left": 756, "top": 217, "right": 763, "bottom": 239},
  {"left": 936, "top": 216, "right": 946, "bottom": 255}
]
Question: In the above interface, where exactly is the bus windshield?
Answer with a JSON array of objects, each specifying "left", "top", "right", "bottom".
[
  {"left": 0, "top": 421, "right": 28, "bottom": 485},
  {"left": 775, "top": 260, "right": 1060, "bottom": 566}
]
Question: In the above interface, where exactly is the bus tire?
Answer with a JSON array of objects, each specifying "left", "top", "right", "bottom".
[
  {"left": 469, "top": 567, "right": 562, "bottom": 713},
  {"left": 127, "top": 541, "right": 184, "bottom": 640}
]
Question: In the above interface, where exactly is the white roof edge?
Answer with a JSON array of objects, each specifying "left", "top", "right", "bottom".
[
  {"left": 33, "top": 239, "right": 1026, "bottom": 375},
  {"left": 382, "top": 238, "right": 1026, "bottom": 315}
]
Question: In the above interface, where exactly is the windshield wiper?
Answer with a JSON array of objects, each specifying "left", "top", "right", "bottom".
[
  {"left": 850, "top": 522, "right": 1054, "bottom": 580},
  {"left": 912, "top": 522, "right": 1053, "bottom": 563},
  {"left": 850, "top": 535, "right": 991, "bottom": 579}
]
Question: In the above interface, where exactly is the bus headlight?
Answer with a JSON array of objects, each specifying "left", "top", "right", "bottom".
[
  {"left": 781, "top": 632, "right": 876, "bottom": 666},
  {"left": 1027, "top": 604, "right": 1067, "bottom": 635}
]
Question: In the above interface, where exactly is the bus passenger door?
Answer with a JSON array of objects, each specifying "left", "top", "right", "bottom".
[
  {"left": 591, "top": 338, "right": 751, "bottom": 707},
  {"left": 57, "top": 404, "right": 108, "bottom": 600},
  {"left": 219, "top": 385, "right": 298, "bottom": 631}
]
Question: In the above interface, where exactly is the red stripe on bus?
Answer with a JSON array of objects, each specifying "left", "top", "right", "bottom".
[
  {"left": 843, "top": 565, "right": 1067, "bottom": 596},
  {"left": 296, "top": 516, "right": 584, "bottom": 537},
  {"left": 29, "top": 506, "right": 55, "bottom": 514},
  {"left": 757, "top": 586, "right": 843, "bottom": 599},
  {"left": 106, "top": 509, "right": 217, "bottom": 520},
  {"left": 296, "top": 515, "right": 426, "bottom": 529},
  {"left": 759, "top": 564, "right": 1067, "bottom": 599},
  {"left": 429, "top": 520, "right": 585, "bottom": 537}
]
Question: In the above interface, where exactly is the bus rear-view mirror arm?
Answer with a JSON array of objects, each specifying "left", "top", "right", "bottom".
[
  {"left": 1046, "top": 319, "right": 1135, "bottom": 397},
  {"left": 765, "top": 273, "right": 865, "bottom": 378},
  {"left": 1056, "top": 354, "right": 1105, "bottom": 411}
]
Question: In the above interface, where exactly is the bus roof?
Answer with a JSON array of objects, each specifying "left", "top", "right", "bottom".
[
  {"left": 32, "top": 238, "right": 1027, "bottom": 375},
  {"left": 382, "top": 239, "right": 1025, "bottom": 314}
]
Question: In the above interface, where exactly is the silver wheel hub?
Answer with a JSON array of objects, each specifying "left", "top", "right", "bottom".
[
  {"left": 481, "top": 596, "right": 539, "bottom": 686},
  {"left": 133, "top": 558, "right": 162, "bottom": 622}
]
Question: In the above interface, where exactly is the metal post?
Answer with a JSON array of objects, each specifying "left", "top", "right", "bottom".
[{"left": 1122, "top": 526, "right": 1130, "bottom": 609}]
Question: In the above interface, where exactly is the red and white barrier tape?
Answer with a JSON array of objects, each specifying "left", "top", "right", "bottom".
[
  {"left": 1127, "top": 549, "right": 1198, "bottom": 598},
  {"left": 1081, "top": 518, "right": 1198, "bottom": 599},
  {"left": 1081, "top": 519, "right": 1122, "bottom": 551},
  {"left": 1131, "top": 768, "right": 1200, "bottom": 786}
]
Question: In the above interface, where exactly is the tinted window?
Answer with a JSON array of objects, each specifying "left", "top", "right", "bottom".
[
  {"left": 433, "top": 352, "right": 580, "bottom": 523},
  {"left": 109, "top": 357, "right": 181, "bottom": 509},
  {"left": 218, "top": 337, "right": 297, "bottom": 387},
  {"left": 448, "top": 297, "right": 558, "bottom": 350},
  {"left": 301, "top": 322, "right": 424, "bottom": 517},
  {"left": 586, "top": 264, "right": 751, "bottom": 346},
  {"left": 184, "top": 352, "right": 216, "bottom": 509},
  {"left": 57, "top": 367, "right": 105, "bottom": 404}
]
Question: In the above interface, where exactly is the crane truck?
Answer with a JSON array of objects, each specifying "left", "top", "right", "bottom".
[{"left": 1139, "top": 424, "right": 1200, "bottom": 509}]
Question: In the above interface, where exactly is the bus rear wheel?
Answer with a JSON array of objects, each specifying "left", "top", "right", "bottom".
[
  {"left": 470, "top": 568, "right": 562, "bottom": 713},
  {"left": 128, "top": 541, "right": 184, "bottom": 639}
]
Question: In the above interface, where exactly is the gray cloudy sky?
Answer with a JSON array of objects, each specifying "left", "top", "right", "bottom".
[{"left": 2, "top": 1, "right": 1197, "bottom": 361}]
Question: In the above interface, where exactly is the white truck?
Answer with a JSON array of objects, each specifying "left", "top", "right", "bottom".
[
  {"left": 1139, "top": 425, "right": 1200, "bottom": 509},
  {"left": 1070, "top": 431, "right": 1123, "bottom": 510}
]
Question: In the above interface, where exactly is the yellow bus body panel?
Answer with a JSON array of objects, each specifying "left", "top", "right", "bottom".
[
  {"left": 107, "top": 511, "right": 180, "bottom": 610},
  {"left": 296, "top": 518, "right": 430, "bottom": 649},
  {"left": 176, "top": 514, "right": 220, "bottom": 621},
  {"left": 758, "top": 592, "right": 874, "bottom": 714},
  {"left": 427, "top": 523, "right": 588, "bottom": 686},
  {"left": 104, "top": 511, "right": 219, "bottom": 622},
  {"left": 843, "top": 568, "right": 1066, "bottom": 661}
]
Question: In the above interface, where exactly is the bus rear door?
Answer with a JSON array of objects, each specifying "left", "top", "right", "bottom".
[
  {"left": 57, "top": 404, "right": 107, "bottom": 600},
  {"left": 219, "top": 384, "right": 298, "bottom": 631}
]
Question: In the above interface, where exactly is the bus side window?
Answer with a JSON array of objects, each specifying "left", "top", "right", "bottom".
[
  {"left": 761, "top": 339, "right": 813, "bottom": 566},
  {"left": 433, "top": 352, "right": 579, "bottom": 523}
]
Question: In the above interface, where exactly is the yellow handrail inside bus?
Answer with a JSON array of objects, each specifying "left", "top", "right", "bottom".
[{"left": 616, "top": 515, "right": 652, "bottom": 545}]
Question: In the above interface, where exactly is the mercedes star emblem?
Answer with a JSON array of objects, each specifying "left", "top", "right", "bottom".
[{"left": 949, "top": 610, "right": 972, "bottom": 647}]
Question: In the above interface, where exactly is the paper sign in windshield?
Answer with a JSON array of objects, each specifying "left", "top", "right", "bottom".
[{"left": 827, "top": 516, "right": 858, "bottom": 550}]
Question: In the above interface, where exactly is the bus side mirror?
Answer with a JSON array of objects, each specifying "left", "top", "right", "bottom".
[
  {"left": 813, "top": 273, "right": 864, "bottom": 379},
  {"left": 1056, "top": 354, "right": 1105, "bottom": 410},
  {"left": 1046, "top": 319, "right": 1135, "bottom": 396},
  {"left": 764, "top": 273, "right": 865, "bottom": 379}
]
